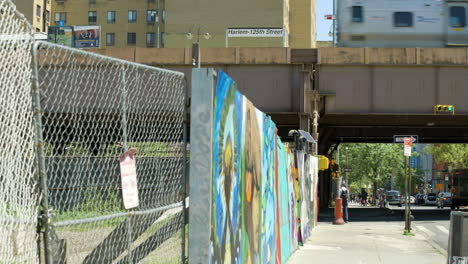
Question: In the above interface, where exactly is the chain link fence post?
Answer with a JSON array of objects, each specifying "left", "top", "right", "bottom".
[
  {"left": 119, "top": 65, "right": 135, "bottom": 264},
  {"left": 31, "top": 41, "right": 52, "bottom": 264},
  {"left": 181, "top": 78, "right": 189, "bottom": 264}
]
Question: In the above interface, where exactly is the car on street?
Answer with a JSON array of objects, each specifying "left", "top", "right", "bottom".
[
  {"left": 425, "top": 193, "right": 437, "bottom": 206},
  {"left": 404, "top": 196, "right": 416, "bottom": 204},
  {"left": 436, "top": 192, "right": 452, "bottom": 208},
  {"left": 415, "top": 194, "right": 426, "bottom": 205},
  {"left": 386, "top": 190, "right": 402, "bottom": 207}
]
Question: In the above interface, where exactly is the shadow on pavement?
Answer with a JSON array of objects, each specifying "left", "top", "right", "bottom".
[{"left": 318, "top": 206, "right": 468, "bottom": 222}]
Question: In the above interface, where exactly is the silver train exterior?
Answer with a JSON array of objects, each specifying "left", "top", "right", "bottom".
[{"left": 337, "top": 0, "right": 468, "bottom": 47}]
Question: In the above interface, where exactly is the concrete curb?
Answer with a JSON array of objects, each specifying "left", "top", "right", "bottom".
[{"left": 415, "top": 225, "right": 448, "bottom": 257}]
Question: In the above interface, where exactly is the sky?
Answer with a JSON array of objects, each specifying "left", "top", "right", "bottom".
[{"left": 316, "top": 0, "right": 333, "bottom": 41}]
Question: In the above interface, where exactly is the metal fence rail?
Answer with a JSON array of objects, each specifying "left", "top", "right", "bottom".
[
  {"left": 0, "top": 1, "right": 38, "bottom": 263},
  {"left": 31, "top": 41, "right": 187, "bottom": 263}
]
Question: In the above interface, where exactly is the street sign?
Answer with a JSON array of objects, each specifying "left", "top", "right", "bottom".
[
  {"left": 394, "top": 135, "right": 418, "bottom": 144},
  {"left": 342, "top": 168, "right": 352, "bottom": 172},
  {"left": 404, "top": 137, "right": 412, "bottom": 157},
  {"left": 226, "top": 28, "right": 284, "bottom": 38}
]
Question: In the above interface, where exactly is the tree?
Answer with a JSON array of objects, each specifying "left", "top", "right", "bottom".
[
  {"left": 339, "top": 144, "right": 405, "bottom": 200},
  {"left": 424, "top": 144, "right": 468, "bottom": 169},
  {"left": 394, "top": 166, "right": 425, "bottom": 194}
]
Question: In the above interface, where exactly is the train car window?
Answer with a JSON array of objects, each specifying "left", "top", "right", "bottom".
[
  {"left": 393, "top": 12, "right": 413, "bottom": 27},
  {"left": 352, "top": 6, "right": 363, "bottom": 23},
  {"left": 450, "top": 6, "right": 466, "bottom": 28}
]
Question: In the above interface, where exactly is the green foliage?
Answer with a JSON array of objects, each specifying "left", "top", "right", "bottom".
[
  {"left": 403, "top": 230, "right": 415, "bottom": 236},
  {"left": 424, "top": 144, "right": 468, "bottom": 169},
  {"left": 394, "top": 166, "right": 424, "bottom": 194},
  {"left": 339, "top": 144, "right": 405, "bottom": 193}
]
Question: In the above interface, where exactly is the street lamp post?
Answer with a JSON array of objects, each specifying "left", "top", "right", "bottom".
[
  {"left": 188, "top": 26, "right": 211, "bottom": 68},
  {"left": 332, "top": 0, "right": 336, "bottom": 47},
  {"left": 346, "top": 146, "right": 349, "bottom": 199}
]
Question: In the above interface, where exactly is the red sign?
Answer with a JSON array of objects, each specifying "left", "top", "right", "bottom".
[
  {"left": 324, "top": 15, "right": 335, "bottom": 20},
  {"left": 404, "top": 137, "right": 412, "bottom": 157},
  {"left": 404, "top": 137, "right": 412, "bottom": 147}
]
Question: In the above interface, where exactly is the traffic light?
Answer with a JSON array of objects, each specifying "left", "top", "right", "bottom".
[
  {"left": 434, "top": 104, "right": 455, "bottom": 115},
  {"left": 332, "top": 171, "right": 340, "bottom": 180},
  {"left": 330, "top": 159, "right": 340, "bottom": 179}
]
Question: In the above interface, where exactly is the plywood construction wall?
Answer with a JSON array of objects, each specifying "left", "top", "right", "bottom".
[{"left": 210, "top": 70, "right": 319, "bottom": 264}]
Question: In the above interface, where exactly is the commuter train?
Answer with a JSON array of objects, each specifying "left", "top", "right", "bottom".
[{"left": 337, "top": 0, "right": 468, "bottom": 47}]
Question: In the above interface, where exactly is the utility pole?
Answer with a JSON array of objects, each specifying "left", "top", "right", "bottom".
[
  {"left": 346, "top": 146, "right": 349, "bottom": 199},
  {"left": 332, "top": 0, "right": 336, "bottom": 47},
  {"left": 336, "top": 145, "right": 341, "bottom": 197},
  {"left": 42, "top": 0, "right": 48, "bottom": 32},
  {"left": 405, "top": 155, "right": 412, "bottom": 232},
  {"left": 403, "top": 137, "right": 412, "bottom": 234}
]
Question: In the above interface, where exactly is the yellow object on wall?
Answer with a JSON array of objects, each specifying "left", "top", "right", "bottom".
[{"left": 315, "top": 155, "right": 329, "bottom": 171}]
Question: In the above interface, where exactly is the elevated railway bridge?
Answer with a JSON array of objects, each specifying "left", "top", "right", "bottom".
[{"left": 92, "top": 46, "right": 468, "bottom": 206}]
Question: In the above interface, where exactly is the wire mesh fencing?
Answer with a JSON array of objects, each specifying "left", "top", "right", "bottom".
[
  {"left": 0, "top": 1, "right": 39, "bottom": 263},
  {"left": 32, "top": 41, "right": 188, "bottom": 263}
]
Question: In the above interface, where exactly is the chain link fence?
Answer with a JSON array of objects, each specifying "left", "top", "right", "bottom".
[
  {"left": 0, "top": 1, "right": 189, "bottom": 263},
  {"left": 33, "top": 41, "right": 188, "bottom": 264},
  {"left": 0, "top": 1, "right": 39, "bottom": 263}
]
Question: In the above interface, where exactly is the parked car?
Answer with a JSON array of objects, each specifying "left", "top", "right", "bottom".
[
  {"left": 386, "top": 190, "right": 402, "bottom": 207},
  {"left": 436, "top": 192, "right": 452, "bottom": 208},
  {"left": 425, "top": 193, "right": 437, "bottom": 206},
  {"left": 415, "top": 194, "right": 426, "bottom": 205},
  {"left": 404, "top": 196, "right": 416, "bottom": 204}
]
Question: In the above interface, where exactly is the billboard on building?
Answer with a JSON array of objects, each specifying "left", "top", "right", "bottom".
[
  {"left": 74, "top": 25, "right": 100, "bottom": 48},
  {"left": 47, "top": 26, "right": 74, "bottom": 47}
]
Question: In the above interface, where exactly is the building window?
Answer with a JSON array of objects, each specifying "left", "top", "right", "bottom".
[
  {"left": 450, "top": 6, "right": 466, "bottom": 28},
  {"left": 106, "top": 33, "right": 115, "bottom": 46},
  {"left": 127, "top": 32, "right": 136, "bottom": 45},
  {"left": 147, "top": 10, "right": 157, "bottom": 23},
  {"left": 161, "top": 32, "right": 165, "bottom": 47},
  {"left": 393, "top": 12, "right": 413, "bottom": 27},
  {"left": 54, "top": 12, "right": 67, "bottom": 23},
  {"left": 88, "top": 11, "right": 97, "bottom": 24},
  {"left": 45, "top": 10, "right": 50, "bottom": 22},
  {"left": 146, "top": 32, "right": 155, "bottom": 47},
  {"left": 107, "top": 11, "right": 116, "bottom": 23},
  {"left": 162, "top": 10, "right": 166, "bottom": 23},
  {"left": 352, "top": 6, "right": 363, "bottom": 23},
  {"left": 128, "top": 10, "right": 137, "bottom": 22},
  {"left": 36, "top": 5, "right": 41, "bottom": 17}
]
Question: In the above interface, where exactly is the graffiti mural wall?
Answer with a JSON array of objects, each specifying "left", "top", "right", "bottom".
[{"left": 210, "top": 70, "right": 319, "bottom": 264}]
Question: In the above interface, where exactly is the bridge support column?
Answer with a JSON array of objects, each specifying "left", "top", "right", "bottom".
[
  {"left": 299, "top": 113, "right": 310, "bottom": 132},
  {"left": 312, "top": 110, "right": 319, "bottom": 154}
]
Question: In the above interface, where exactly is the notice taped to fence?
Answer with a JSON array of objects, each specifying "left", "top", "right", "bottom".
[{"left": 119, "top": 148, "right": 139, "bottom": 209}]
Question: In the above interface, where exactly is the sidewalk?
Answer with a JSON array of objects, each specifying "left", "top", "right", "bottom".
[{"left": 287, "top": 221, "right": 446, "bottom": 264}]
